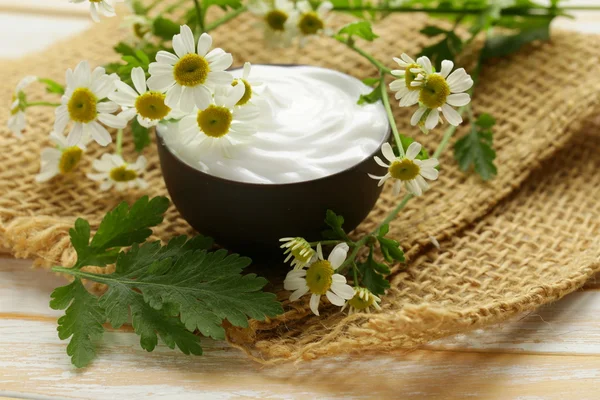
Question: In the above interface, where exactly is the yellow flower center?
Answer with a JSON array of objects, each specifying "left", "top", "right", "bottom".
[
  {"left": 348, "top": 292, "right": 375, "bottom": 310},
  {"left": 197, "top": 105, "right": 232, "bottom": 138},
  {"left": 68, "top": 88, "right": 97, "bottom": 123},
  {"left": 135, "top": 91, "right": 171, "bottom": 121},
  {"left": 265, "top": 9, "right": 288, "bottom": 31},
  {"left": 405, "top": 63, "right": 422, "bottom": 92},
  {"left": 110, "top": 166, "right": 138, "bottom": 182},
  {"left": 298, "top": 12, "right": 324, "bottom": 35},
  {"left": 133, "top": 23, "right": 150, "bottom": 39},
  {"left": 305, "top": 260, "right": 334, "bottom": 295},
  {"left": 173, "top": 54, "right": 210, "bottom": 87},
  {"left": 231, "top": 79, "right": 252, "bottom": 106},
  {"left": 389, "top": 159, "right": 420, "bottom": 181},
  {"left": 419, "top": 74, "right": 450, "bottom": 109},
  {"left": 58, "top": 147, "right": 83, "bottom": 174}
]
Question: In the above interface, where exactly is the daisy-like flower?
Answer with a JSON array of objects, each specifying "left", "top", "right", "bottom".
[
  {"left": 280, "top": 237, "right": 316, "bottom": 269},
  {"left": 342, "top": 287, "right": 382, "bottom": 315},
  {"left": 410, "top": 59, "right": 473, "bottom": 131},
  {"left": 283, "top": 243, "right": 355, "bottom": 316},
  {"left": 35, "top": 132, "right": 85, "bottom": 183},
  {"left": 291, "top": 0, "right": 333, "bottom": 46},
  {"left": 147, "top": 25, "right": 233, "bottom": 113},
  {"left": 389, "top": 54, "right": 428, "bottom": 107},
  {"left": 123, "top": 15, "right": 153, "bottom": 42},
  {"left": 178, "top": 83, "right": 260, "bottom": 157},
  {"left": 87, "top": 153, "right": 148, "bottom": 191},
  {"left": 55, "top": 61, "right": 126, "bottom": 147},
  {"left": 71, "top": 0, "right": 116, "bottom": 23},
  {"left": 109, "top": 67, "right": 173, "bottom": 128},
  {"left": 7, "top": 75, "right": 37, "bottom": 137},
  {"left": 369, "top": 142, "right": 439, "bottom": 196},
  {"left": 248, "top": 0, "right": 298, "bottom": 47},
  {"left": 231, "top": 62, "right": 263, "bottom": 107}
]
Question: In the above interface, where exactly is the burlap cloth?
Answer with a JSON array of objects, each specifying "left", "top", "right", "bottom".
[{"left": 1, "top": 10, "right": 599, "bottom": 362}]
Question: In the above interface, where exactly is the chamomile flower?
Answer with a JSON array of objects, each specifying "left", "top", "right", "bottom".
[
  {"left": 147, "top": 25, "right": 233, "bottom": 113},
  {"left": 35, "top": 132, "right": 85, "bottom": 183},
  {"left": 87, "top": 153, "right": 148, "bottom": 191},
  {"left": 280, "top": 237, "right": 316, "bottom": 269},
  {"left": 109, "top": 67, "right": 173, "bottom": 128},
  {"left": 283, "top": 243, "right": 355, "bottom": 316},
  {"left": 342, "top": 287, "right": 382, "bottom": 315},
  {"left": 71, "top": 0, "right": 116, "bottom": 23},
  {"left": 291, "top": 0, "right": 333, "bottom": 46},
  {"left": 368, "top": 142, "right": 439, "bottom": 197},
  {"left": 231, "top": 62, "right": 263, "bottom": 107},
  {"left": 410, "top": 59, "right": 473, "bottom": 131},
  {"left": 248, "top": 0, "right": 298, "bottom": 47},
  {"left": 178, "top": 83, "right": 260, "bottom": 158},
  {"left": 7, "top": 75, "right": 37, "bottom": 137},
  {"left": 389, "top": 54, "right": 428, "bottom": 107},
  {"left": 55, "top": 61, "right": 126, "bottom": 147},
  {"left": 123, "top": 15, "right": 152, "bottom": 42}
]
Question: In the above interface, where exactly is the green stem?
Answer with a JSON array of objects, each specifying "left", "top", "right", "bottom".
[
  {"left": 193, "top": 0, "right": 206, "bottom": 34},
  {"left": 26, "top": 101, "right": 61, "bottom": 107},
  {"left": 379, "top": 74, "right": 404, "bottom": 157},
  {"left": 377, "top": 194, "right": 412, "bottom": 230},
  {"left": 205, "top": 6, "right": 248, "bottom": 32},
  {"left": 352, "top": 262, "right": 359, "bottom": 287},
  {"left": 337, "top": 236, "right": 369, "bottom": 272},
  {"left": 308, "top": 240, "right": 342, "bottom": 246},
  {"left": 115, "top": 129, "right": 124, "bottom": 156},
  {"left": 336, "top": 38, "right": 391, "bottom": 74}
]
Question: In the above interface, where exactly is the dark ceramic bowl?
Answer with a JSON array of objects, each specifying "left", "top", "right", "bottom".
[{"left": 156, "top": 66, "right": 391, "bottom": 258}]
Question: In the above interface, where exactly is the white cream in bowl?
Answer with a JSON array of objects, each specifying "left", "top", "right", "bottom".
[{"left": 158, "top": 65, "right": 389, "bottom": 184}]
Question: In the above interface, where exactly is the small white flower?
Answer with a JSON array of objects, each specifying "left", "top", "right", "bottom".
[
  {"left": 109, "top": 67, "right": 174, "bottom": 128},
  {"left": 410, "top": 59, "right": 473, "bottom": 131},
  {"left": 291, "top": 1, "right": 333, "bottom": 46},
  {"left": 55, "top": 61, "right": 126, "bottom": 147},
  {"left": 7, "top": 75, "right": 37, "bottom": 137},
  {"left": 283, "top": 243, "right": 355, "bottom": 316},
  {"left": 342, "top": 287, "right": 382, "bottom": 315},
  {"left": 35, "top": 132, "right": 85, "bottom": 183},
  {"left": 87, "top": 153, "right": 148, "bottom": 191},
  {"left": 123, "top": 15, "right": 153, "bottom": 42},
  {"left": 280, "top": 237, "right": 316, "bottom": 269},
  {"left": 232, "top": 62, "right": 264, "bottom": 107},
  {"left": 389, "top": 54, "right": 428, "bottom": 107},
  {"left": 248, "top": 0, "right": 298, "bottom": 47},
  {"left": 368, "top": 142, "right": 439, "bottom": 196},
  {"left": 147, "top": 25, "right": 233, "bottom": 113},
  {"left": 71, "top": 0, "right": 116, "bottom": 23},
  {"left": 177, "top": 83, "right": 260, "bottom": 158}
]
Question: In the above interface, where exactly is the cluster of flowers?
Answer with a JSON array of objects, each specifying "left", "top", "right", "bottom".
[
  {"left": 10, "top": 25, "right": 263, "bottom": 191},
  {"left": 248, "top": 0, "right": 332, "bottom": 47},
  {"left": 281, "top": 238, "right": 382, "bottom": 316}
]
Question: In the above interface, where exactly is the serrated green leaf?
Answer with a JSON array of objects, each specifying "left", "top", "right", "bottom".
[
  {"left": 336, "top": 21, "right": 379, "bottom": 41},
  {"left": 362, "top": 77, "right": 380, "bottom": 86},
  {"left": 131, "top": 118, "right": 151, "bottom": 152},
  {"left": 357, "top": 248, "right": 390, "bottom": 296},
  {"left": 378, "top": 237, "right": 405, "bottom": 263},
  {"left": 323, "top": 209, "right": 350, "bottom": 241},
  {"left": 71, "top": 196, "right": 169, "bottom": 268},
  {"left": 38, "top": 78, "right": 65, "bottom": 95},
  {"left": 358, "top": 83, "right": 382, "bottom": 105},
  {"left": 454, "top": 113, "right": 497, "bottom": 181},
  {"left": 50, "top": 279, "right": 106, "bottom": 368}
]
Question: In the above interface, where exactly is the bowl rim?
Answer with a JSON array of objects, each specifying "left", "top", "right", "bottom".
[{"left": 157, "top": 64, "right": 392, "bottom": 188}]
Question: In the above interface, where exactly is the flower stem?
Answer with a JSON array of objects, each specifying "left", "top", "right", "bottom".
[
  {"left": 115, "top": 129, "right": 124, "bottom": 156},
  {"left": 379, "top": 74, "right": 404, "bottom": 157},
  {"left": 193, "top": 0, "right": 206, "bottom": 34},
  {"left": 206, "top": 6, "right": 248, "bottom": 32},
  {"left": 336, "top": 37, "right": 391, "bottom": 74},
  {"left": 352, "top": 262, "right": 359, "bottom": 287},
  {"left": 26, "top": 101, "right": 61, "bottom": 107}
]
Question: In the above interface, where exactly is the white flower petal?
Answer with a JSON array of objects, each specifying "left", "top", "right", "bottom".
[
  {"left": 441, "top": 103, "right": 462, "bottom": 126},
  {"left": 309, "top": 294, "right": 321, "bottom": 316},
  {"left": 328, "top": 243, "right": 349, "bottom": 269},
  {"left": 446, "top": 93, "right": 471, "bottom": 107},
  {"left": 411, "top": 107, "right": 426, "bottom": 126},
  {"left": 425, "top": 108, "right": 440, "bottom": 130},
  {"left": 440, "top": 60, "right": 454, "bottom": 79},
  {"left": 197, "top": 32, "right": 213, "bottom": 56},
  {"left": 289, "top": 286, "right": 309, "bottom": 301},
  {"left": 406, "top": 141, "right": 422, "bottom": 160},
  {"left": 131, "top": 67, "right": 147, "bottom": 95},
  {"left": 155, "top": 51, "right": 179, "bottom": 65},
  {"left": 381, "top": 142, "right": 396, "bottom": 163},
  {"left": 326, "top": 290, "right": 345, "bottom": 307},
  {"left": 330, "top": 282, "right": 355, "bottom": 300}
]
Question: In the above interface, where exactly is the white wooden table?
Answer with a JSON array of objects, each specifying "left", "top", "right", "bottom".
[{"left": 1, "top": 1, "right": 599, "bottom": 399}]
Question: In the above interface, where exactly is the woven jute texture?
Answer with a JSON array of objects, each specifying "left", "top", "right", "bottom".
[{"left": 1, "top": 9, "right": 600, "bottom": 362}]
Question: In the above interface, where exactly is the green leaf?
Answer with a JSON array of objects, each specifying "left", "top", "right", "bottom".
[
  {"left": 336, "top": 21, "right": 379, "bottom": 42},
  {"left": 71, "top": 196, "right": 169, "bottom": 268},
  {"left": 419, "top": 30, "right": 462, "bottom": 68},
  {"left": 454, "top": 113, "right": 497, "bottom": 181},
  {"left": 50, "top": 279, "right": 106, "bottom": 368},
  {"left": 482, "top": 19, "right": 551, "bottom": 60},
  {"left": 378, "top": 237, "right": 405, "bottom": 263},
  {"left": 204, "top": 0, "right": 243, "bottom": 10},
  {"left": 38, "top": 78, "right": 65, "bottom": 95},
  {"left": 362, "top": 77, "right": 380, "bottom": 86},
  {"left": 114, "top": 42, "right": 137, "bottom": 57},
  {"left": 358, "top": 83, "right": 382, "bottom": 105},
  {"left": 152, "top": 16, "right": 181, "bottom": 41},
  {"left": 399, "top": 135, "right": 430, "bottom": 161},
  {"left": 131, "top": 118, "right": 151, "bottom": 152},
  {"left": 420, "top": 25, "right": 447, "bottom": 37},
  {"left": 357, "top": 247, "right": 390, "bottom": 296},
  {"left": 322, "top": 209, "right": 350, "bottom": 241}
]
